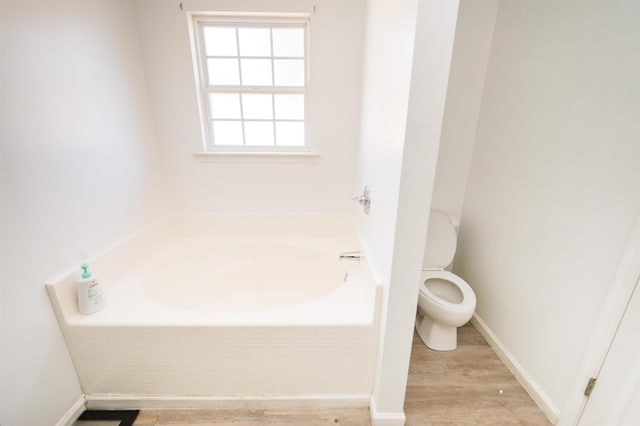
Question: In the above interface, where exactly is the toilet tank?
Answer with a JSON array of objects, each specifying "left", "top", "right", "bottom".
[{"left": 423, "top": 211, "right": 458, "bottom": 269}]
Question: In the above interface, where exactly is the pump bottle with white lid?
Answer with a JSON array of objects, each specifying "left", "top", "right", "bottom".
[{"left": 77, "top": 263, "right": 105, "bottom": 315}]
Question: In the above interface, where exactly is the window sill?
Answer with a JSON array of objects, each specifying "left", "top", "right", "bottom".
[{"left": 193, "top": 151, "right": 321, "bottom": 164}]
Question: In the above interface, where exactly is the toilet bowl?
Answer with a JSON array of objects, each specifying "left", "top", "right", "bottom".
[{"left": 416, "top": 211, "right": 476, "bottom": 351}]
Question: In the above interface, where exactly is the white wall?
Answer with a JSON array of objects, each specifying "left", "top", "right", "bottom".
[
  {"left": 430, "top": 0, "right": 497, "bottom": 220},
  {"left": 355, "top": 0, "right": 418, "bottom": 288},
  {"left": 0, "top": 1, "right": 168, "bottom": 424},
  {"left": 356, "top": 0, "right": 459, "bottom": 423},
  {"left": 0, "top": 0, "right": 6, "bottom": 419},
  {"left": 134, "top": 0, "right": 365, "bottom": 214},
  {"left": 456, "top": 0, "right": 640, "bottom": 418},
  {"left": 356, "top": 1, "right": 418, "bottom": 418}
]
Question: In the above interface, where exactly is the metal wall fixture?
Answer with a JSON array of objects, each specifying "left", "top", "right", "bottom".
[
  {"left": 338, "top": 251, "right": 362, "bottom": 261},
  {"left": 351, "top": 185, "right": 371, "bottom": 215}
]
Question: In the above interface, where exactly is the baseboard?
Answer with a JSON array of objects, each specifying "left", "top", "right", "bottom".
[
  {"left": 56, "top": 394, "right": 86, "bottom": 426},
  {"left": 471, "top": 314, "right": 559, "bottom": 424},
  {"left": 368, "top": 397, "right": 406, "bottom": 426},
  {"left": 85, "top": 394, "right": 370, "bottom": 410}
]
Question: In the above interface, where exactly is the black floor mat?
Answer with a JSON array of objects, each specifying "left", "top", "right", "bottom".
[{"left": 76, "top": 410, "right": 139, "bottom": 426}]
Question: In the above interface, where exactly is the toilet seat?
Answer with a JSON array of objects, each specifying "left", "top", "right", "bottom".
[{"left": 420, "top": 269, "right": 476, "bottom": 314}]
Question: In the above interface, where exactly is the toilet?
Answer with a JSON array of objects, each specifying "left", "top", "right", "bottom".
[{"left": 416, "top": 210, "right": 476, "bottom": 351}]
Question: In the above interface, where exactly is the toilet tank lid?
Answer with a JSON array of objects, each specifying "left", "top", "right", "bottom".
[{"left": 423, "top": 211, "right": 457, "bottom": 269}]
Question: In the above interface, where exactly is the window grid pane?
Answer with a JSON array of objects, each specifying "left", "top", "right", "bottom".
[
  {"left": 204, "top": 27, "right": 237, "bottom": 56},
  {"left": 274, "top": 94, "right": 304, "bottom": 120},
  {"left": 275, "top": 121, "right": 305, "bottom": 147},
  {"left": 200, "top": 21, "right": 307, "bottom": 150},
  {"left": 207, "top": 58, "right": 240, "bottom": 85},
  {"left": 209, "top": 93, "right": 241, "bottom": 119},
  {"left": 238, "top": 28, "right": 271, "bottom": 57},
  {"left": 211, "top": 120, "right": 306, "bottom": 147},
  {"left": 202, "top": 24, "right": 305, "bottom": 89},
  {"left": 272, "top": 28, "right": 304, "bottom": 57},
  {"left": 244, "top": 121, "right": 275, "bottom": 146},
  {"left": 273, "top": 59, "right": 304, "bottom": 86},
  {"left": 240, "top": 59, "right": 273, "bottom": 86},
  {"left": 212, "top": 120, "right": 244, "bottom": 146}
]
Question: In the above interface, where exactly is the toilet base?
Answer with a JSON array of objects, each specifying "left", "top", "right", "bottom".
[{"left": 415, "top": 313, "right": 458, "bottom": 351}]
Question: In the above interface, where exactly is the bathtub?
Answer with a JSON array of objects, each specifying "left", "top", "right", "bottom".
[{"left": 46, "top": 215, "right": 381, "bottom": 409}]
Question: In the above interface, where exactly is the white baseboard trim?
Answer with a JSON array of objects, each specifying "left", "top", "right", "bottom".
[
  {"left": 369, "top": 397, "right": 406, "bottom": 426},
  {"left": 56, "top": 394, "right": 86, "bottom": 426},
  {"left": 471, "top": 314, "right": 559, "bottom": 424},
  {"left": 85, "top": 393, "right": 370, "bottom": 410}
]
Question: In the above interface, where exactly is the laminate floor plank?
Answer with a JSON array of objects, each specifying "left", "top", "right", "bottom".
[
  {"left": 405, "top": 322, "right": 550, "bottom": 425},
  {"left": 262, "top": 407, "right": 370, "bottom": 425},
  {"left": 148, "top": 409, "right": 264, "bottom": 425},
  {"left": 132, "top": 413, "right": 159, "bottom": 425},
  {"left": 135, "top": 408, "right": 370, "bottom": 425}
]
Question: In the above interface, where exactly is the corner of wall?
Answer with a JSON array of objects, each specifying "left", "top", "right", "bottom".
[
  {"left": 55, "top": 395, "right": 86, "bottom": 426},
  {"left": 369, "top": 397, "right": 406, "bottom": 426},
  {"left": 471, "top": 314, "right": 560, "bottom": 424}
]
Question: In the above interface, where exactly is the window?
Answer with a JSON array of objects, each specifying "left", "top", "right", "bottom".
[{"left": 192, "top": 16, "right": 309, "bottom": 153}]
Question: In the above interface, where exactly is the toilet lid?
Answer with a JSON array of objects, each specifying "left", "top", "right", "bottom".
[
  {"left": 420, "top": 270, "right": 476, "bottom": 313},
  {"left": 423, "top": 211, "right": 457, "bottom": 269}
]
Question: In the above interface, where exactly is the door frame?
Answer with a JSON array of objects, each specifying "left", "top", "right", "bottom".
[{"left": 558, "top": 212, "right": 640, "bottom": 425}]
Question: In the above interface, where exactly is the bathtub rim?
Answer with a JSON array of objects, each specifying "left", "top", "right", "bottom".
[{"left": 46, "top": 213, "right": 381, "bottom": 328}]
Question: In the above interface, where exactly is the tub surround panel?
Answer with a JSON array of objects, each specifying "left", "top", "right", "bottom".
[
  {"left": 47, "top": 214, "right": 360, "bottom": 325},
  {"left": 173, "top": 214, "right": 359, "bottom": 239},
  {"left": 47, "top": 214, "right": 381, "bottom": 403},
  {"left": 46, "top": 216, "right": 177, "bottom": 329},
  {"left": 72, "top": 326, "right": 376, "bottom": 396},
  {"left": 52, "top": 243, "right": 376, "bottom": 327}
]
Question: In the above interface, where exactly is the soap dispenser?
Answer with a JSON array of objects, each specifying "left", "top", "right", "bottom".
[{"left": 77, "top": 263, "right": 105, "bottom": 315}]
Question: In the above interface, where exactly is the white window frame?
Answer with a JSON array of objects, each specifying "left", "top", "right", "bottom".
[{"left": 191, "top": 15, "right": 311, "bottom": 154}]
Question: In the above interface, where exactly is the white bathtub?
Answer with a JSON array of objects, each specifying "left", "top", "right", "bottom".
[{"left": 47, "top": 215, "right": 381, "bottom": 409}]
